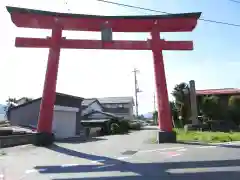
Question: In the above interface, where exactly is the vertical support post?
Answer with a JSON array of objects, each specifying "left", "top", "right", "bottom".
[
  {"left": 151, "top": 29, "right": 176, "bottom": 143},
  {"left": 133, "top": 68, "right": 139, "bottom": 117},
  {"left": 36, "top": 22, "right": 62, "bottom": 146},
  {"left": 189, "top": 80, "right": 199, "bottom": 125}
]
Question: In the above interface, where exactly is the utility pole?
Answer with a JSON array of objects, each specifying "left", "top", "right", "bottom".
[
  {"left": 153, "top": 92, "right": 156, "bottom": 112},
  {"left": 133, "top": 68, "right": 141, "bottom": 117},
  {"left": 153, "top": 92, "right": 158, "bottom": 124}
]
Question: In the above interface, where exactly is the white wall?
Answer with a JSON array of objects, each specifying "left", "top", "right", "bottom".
[
  {"left": 54, "top": 105, "right": 79, "bottom": 112},
  {"left": 100, "top": 102, "right": 134, "bottom": 120},
  {"left": 52, "top": 105, "right": 79, "bottom": 139},
  {"left": 52, "top": 111, "right": 76, "bottom": 139}
]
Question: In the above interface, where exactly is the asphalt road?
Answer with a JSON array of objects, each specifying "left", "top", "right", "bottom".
[{"left": 1, "top": 127, "right": 240, "bottom": 180}]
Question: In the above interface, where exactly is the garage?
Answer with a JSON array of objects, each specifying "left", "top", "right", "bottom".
[
  {"left": 7, "top": 93, "right": 84, "bottom": 139},
  {"left": 52, "top": 105, "right": 79, "bottom": 139}
]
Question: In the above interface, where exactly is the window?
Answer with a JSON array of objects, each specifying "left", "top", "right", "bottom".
[
  {"left": 104, "top": 104, "right": 111, "bottom": 108},
  {"left": 111, "top": 104, "right": 118, "bottom": 108},
  {"left": 118, "top": 104, "right": 123, "bottom": 108}
]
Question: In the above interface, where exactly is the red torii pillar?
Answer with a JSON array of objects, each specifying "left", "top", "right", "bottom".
[{"left": 7, "top": 6, "right": 201, "bottom": 146}]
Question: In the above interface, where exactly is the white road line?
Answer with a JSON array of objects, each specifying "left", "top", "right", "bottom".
[
  {"left": 194, "top": 142, "right": 240, "bottom": 149},
  {"left": 91, "top": 159, "right": 106, "bottom": 164},
  {"left": 196, "top": 146, "right": 217, "bottom": 149},
  {"left": 170, "top": 153, "right": 181, "bottom": 157},
  {"left": 93, "top": 164, "right": 116, "bottom": 169},
  {"left": 212, "top": 141, "right": 240, "bottom": 145},
  {"left": 25, "top": 169, "right": 38, "bottom": 174},
  {"left": 167, "top": 166, "right": 240, "bottom": 173},
  {"left": 61, "top": 164, "right": 79, "bottom": 167},
  {"left": 117, "top": 156, "right": 129, "bottom": 160},
  {"left": 176, "top": 148, "right": 187, "bottom": 152},
  {"left": 138, "top": 147, "right": 185, "bottom": 153},
  {"left": 25, "top": 168, "right": 46, "bottom": 174}
]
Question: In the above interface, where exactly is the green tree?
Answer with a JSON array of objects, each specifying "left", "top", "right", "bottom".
[
  {"left": 170, "top": 101, "right": 180, "bottom": 127},
  {"left": 137, "top": 115, "right": 145, "bottom": 120},
  {"left": 201, "top": 95, "right": 220, "bottom": 120},
  {"left": 6, "top": 97, "right": 17, "bottom": 105},
  {"left": 152, "top": 102, "right": 179, "bottom": 127},
  {"left": 152, "top": 111, "right": 158, "bottom": 125},
  {"left": 4, "top": 97, "right": 17, "bottom": 119},
  {"left": 24, "top": 97, "right": 33, "bottom": 102},
  {"left": 172, "top": 82, "right": 191, "bottom": 124},
  {"left": 228, "top": 95, "right": 240, "bottom": 125}
]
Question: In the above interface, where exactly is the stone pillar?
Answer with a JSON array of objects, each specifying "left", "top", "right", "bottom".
[{"left": 189, "top": 80, "right": 199, "bottom": 125}]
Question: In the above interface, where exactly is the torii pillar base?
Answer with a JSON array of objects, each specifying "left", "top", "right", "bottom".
[
  {"left": 34, "top": 132, "right": 55, "bottom": 147},
  {"left": 157, "top": 131, "right": 176, "bottom": 143},
  {"left": 6, "top": 6, "right": 201, "bottom": 145}
]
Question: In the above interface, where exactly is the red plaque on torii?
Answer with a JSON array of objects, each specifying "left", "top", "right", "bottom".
[{"left": 6, "top": 6, "right": 201, "bottom": 145}]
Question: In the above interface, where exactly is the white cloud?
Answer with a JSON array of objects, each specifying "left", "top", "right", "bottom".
[{"left": 1, "top": 0, "right": 238, "bottom": 114}]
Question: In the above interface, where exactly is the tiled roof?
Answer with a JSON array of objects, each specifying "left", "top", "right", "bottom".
[
  {"left": 97, "top": 96, "right": 134, "bottom": 104},
  {"left": 9, "top": 92, "right": 84, "bottom": 110},
  {"left": 82, "top": 98, "right": 97, "bottom": 106},
  {"left": 196, "top": 88, "right": 240, "bottom": 95},
  {"left": 83, "top": 110, "right": 123, "bottom": 119}
]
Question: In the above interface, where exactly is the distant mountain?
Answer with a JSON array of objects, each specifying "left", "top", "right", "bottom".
[
  {"left": 0, "top": 104, "right": 6, "bottom": 120},
  {"left": 0, "top": 104, "right": 5, "bottom": 114},
  {"left": 143, "top": 112, "right": 153, "bottom": 119}
]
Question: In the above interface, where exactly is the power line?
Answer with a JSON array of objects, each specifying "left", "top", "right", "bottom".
[
  {"left": 228, "top": 0, "right": 240, "bottom": 4},
  {"left": 96, "top": 0, "right": 240, "bottom": 27}
]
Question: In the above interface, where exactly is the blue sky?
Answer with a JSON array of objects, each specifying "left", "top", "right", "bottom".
[{"left": 0, "top": 0, "right": 240, "bottom": 114}]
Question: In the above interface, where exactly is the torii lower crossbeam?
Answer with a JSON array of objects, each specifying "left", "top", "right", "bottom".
[
  {"left": 15, "top": 38, "right": 193, "bottom": 50},
  {"left": 7, "top": 6, "right": 201, "bottom": 146}
]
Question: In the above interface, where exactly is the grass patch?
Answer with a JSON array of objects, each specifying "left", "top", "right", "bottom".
[
  {"left": 175, "top": 129, "right": 240, "bottom": 143},
  {"left": 149, "top": 129, "right": 240, "bottom": 143}
]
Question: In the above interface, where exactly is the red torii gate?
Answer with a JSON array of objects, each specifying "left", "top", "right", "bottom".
[{"left": 7, "top": 6, "right": 201, "bottom": 146}]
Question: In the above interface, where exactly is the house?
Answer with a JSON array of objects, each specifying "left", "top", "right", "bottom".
[
  {"left": 196, "top": 88, "right": 240, "bottom": 119},
  {"left": 7, "top": 93, "right": 84, "bottom": 139},
  {"left": 82, "top": 110, "right": 124, "bottom": 136},
  {"left": 196, "top": 88, "right": 240, "bottom": 107},
  {"left": 82, "top": 98, "right": 103, "bottom": 116},
  {"left": 97, "top": 96, "right": 135, "bottom": 120},
  {"left": 83, "top": 110, "right": 123, "bottom": 121},
  {"left": 15, "top": 97, "right": 32, "bottom": 105},
  {"left": 81, "top": 98, "right": 125, "bottom": 136}
]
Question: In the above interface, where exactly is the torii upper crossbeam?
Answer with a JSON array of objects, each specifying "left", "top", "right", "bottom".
[{"left": 7, "top": 6, "right": 201, "bottom": 146}]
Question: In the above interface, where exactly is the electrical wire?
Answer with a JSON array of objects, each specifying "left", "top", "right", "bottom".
[
  {"left": 228, "top": 0, "right": 240, "bottom": 4},
  {"left": 96, "top": 0, "right": 240, "bottom": 27}
]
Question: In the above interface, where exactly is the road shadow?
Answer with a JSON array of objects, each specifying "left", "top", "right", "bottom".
[
  {"left": 34, "top": 144, "right": 240, "bottom": 180},
  {"left": 46, "top": 144, "right": 120, "bottom": 162},
  {"left": 56, "top": 137, "right": 107, "bottom": 144},
  {"left": 177, "top": 141, "right": 240, "bottom": 149},
  {"left": 51, "top": 171, "right": 240, "bottom": 180}
]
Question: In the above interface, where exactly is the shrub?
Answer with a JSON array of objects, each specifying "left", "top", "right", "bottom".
[
  {"left": 0, "top": 129, "right": 13, "bottom": 136},
  {"left": 206, "top": 120, "right": 238, "bottom": 132},
  {"left": 110, "top": 123, "right": 120, "bottom": 134},
  {"left": 184, "top": 124, "right": 210, "bottom": 132},
  {"left": 119, "top": 120, "right": 129, "bottom": 134},
  {"left": 129, "top": 122, "right": 141, "bottom": 130},
  {"left": 228, "top": 96, "right": 240, "bottom": 125},
  {"left": 201, "top": 95, "right": 221, "bottom": 120}
]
